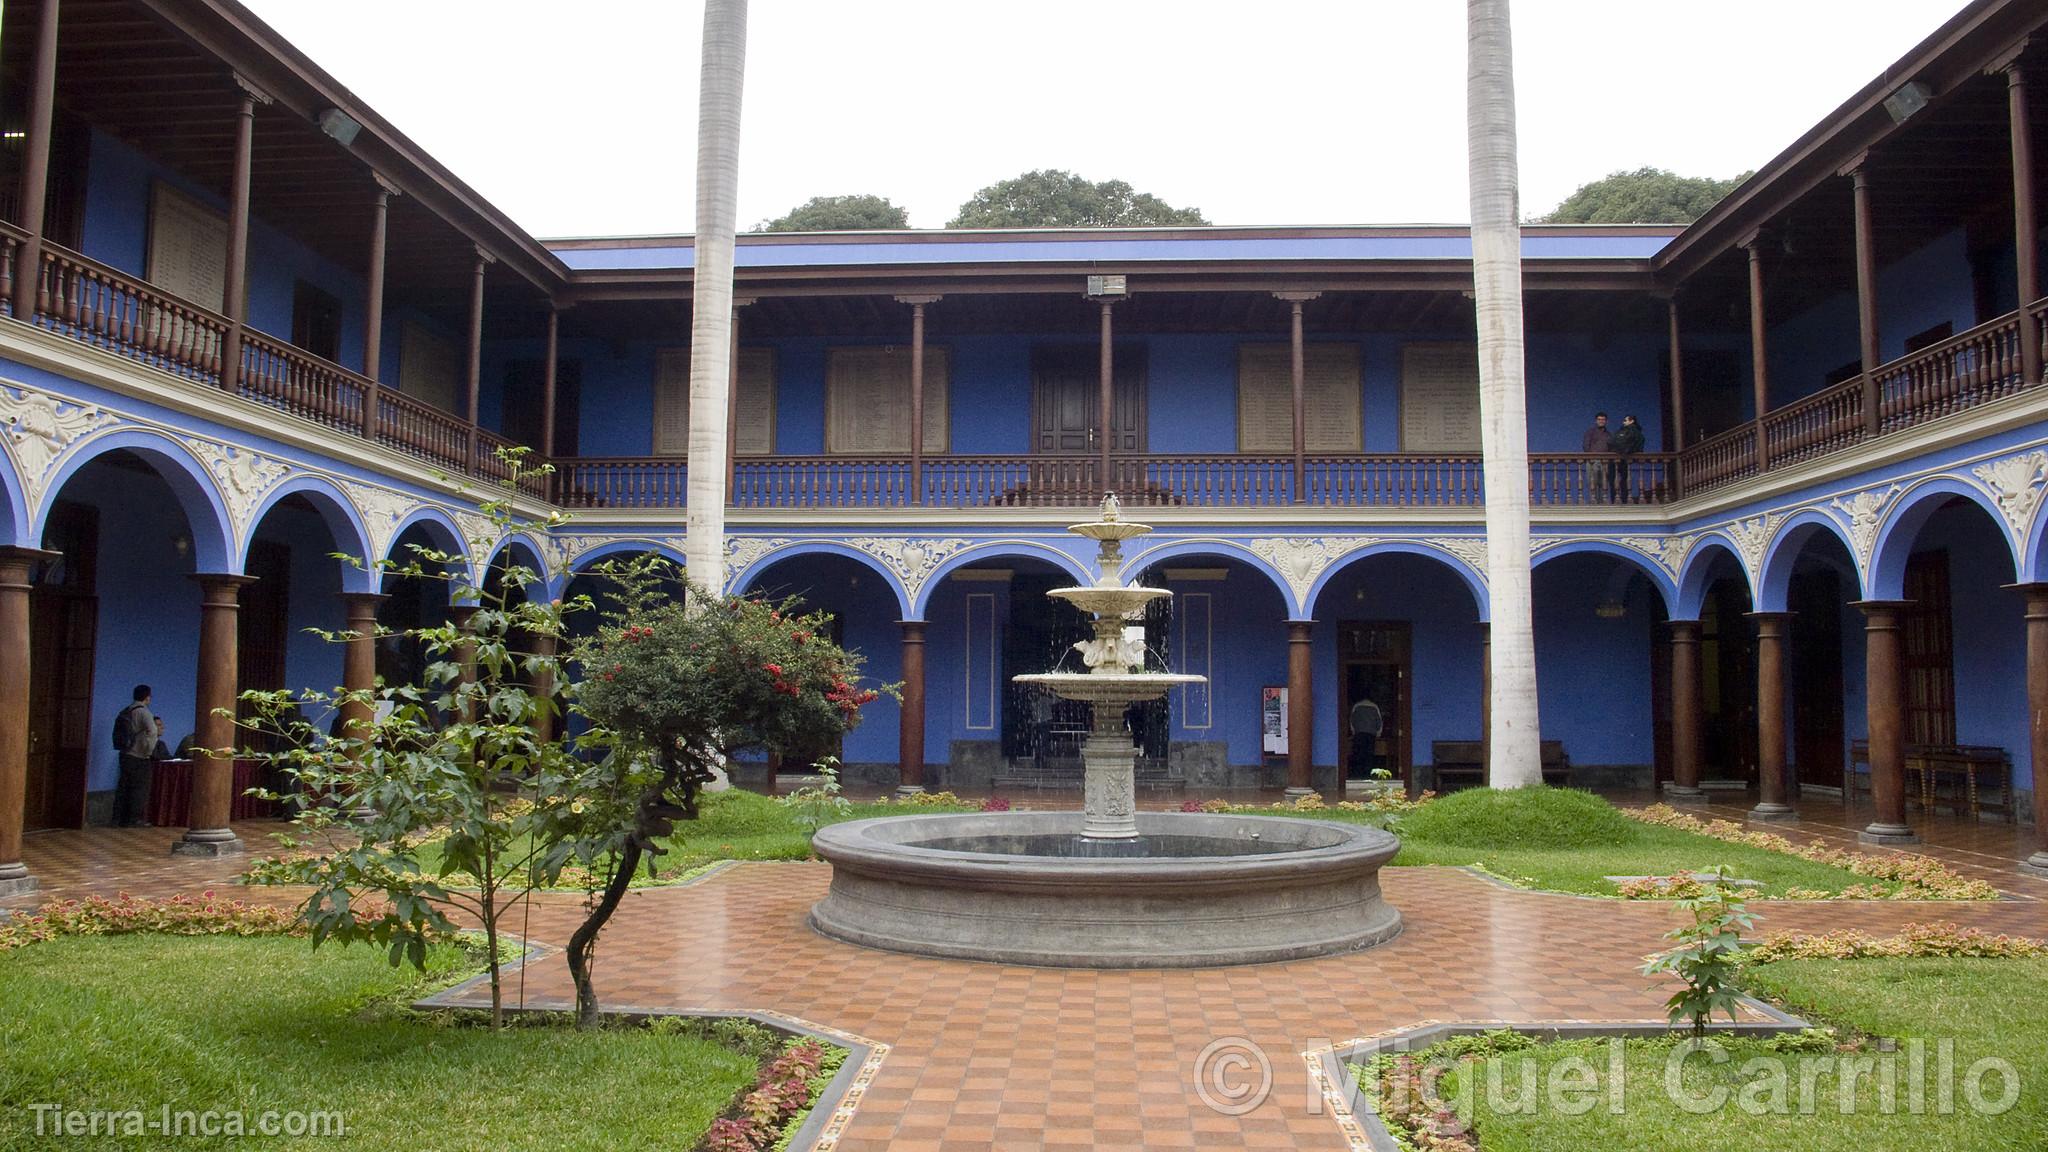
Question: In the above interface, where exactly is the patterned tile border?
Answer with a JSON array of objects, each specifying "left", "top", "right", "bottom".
[{"left": 1301, "top": 997, "right": 1811, "bottom": 1152}]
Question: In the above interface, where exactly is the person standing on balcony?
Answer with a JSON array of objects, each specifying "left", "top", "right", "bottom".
[
  {"left": 110, "top": 685, "right": 158, "bottom": 827},
  {"left": 1580, "top": 412, "right": 1611, "bottom": 502},
  {"left": 1611, "top": 414, "right": 1646, "bottom": 503}
]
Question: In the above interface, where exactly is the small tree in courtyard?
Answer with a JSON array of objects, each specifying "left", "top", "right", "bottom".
[
  {"left": 241, "top": 452, "right": 576, "bottom": 1029},
  {"left": 546, "top": 559, "right": 883, "bottom": 1027}
]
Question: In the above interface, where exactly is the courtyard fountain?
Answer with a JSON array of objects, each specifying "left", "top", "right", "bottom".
[{"left": 808, "top": 495, "right": 1402, "bottom": 967}]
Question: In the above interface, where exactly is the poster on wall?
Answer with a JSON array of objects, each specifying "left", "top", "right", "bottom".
[{"left": 1261, "top": 686, "right": 1288, "bottom": 755}]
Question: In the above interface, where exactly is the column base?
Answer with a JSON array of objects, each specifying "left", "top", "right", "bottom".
[
  {"left": 1856, "top": 823, "right": 1920, "bottom": 846},
  {"left": 894, "top": 784, "right": 927, "bottom": 798},
  {"left": 1281, "top": 786, "right": 1315, "bottom": 800},
  {"left": 1661, "top": 783, "right": 1707, "bottom": 802},
  {"left": 171, "top": 830, "right": 245, "bottom": 858},
  {"left": 1746, "top": 803, "right": 1799, "bottom": 823},
  {"left": 0, "top": 863, "right": 37, "bottom": 897},
  {"left": 2019, "top": 853, "right": 2048, "bottom": 880}
]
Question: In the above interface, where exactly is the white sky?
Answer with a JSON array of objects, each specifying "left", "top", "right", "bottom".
[{"left": 241, "top": 0, "right": 1956, "bottom": 238}]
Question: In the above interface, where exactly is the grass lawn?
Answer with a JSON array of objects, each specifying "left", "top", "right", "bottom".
[
  {"left": 404, "top": 786, "right": 1927, "bottom": 900},
  {"left": 1310, "top": 788, "right": 1895, "bottom": 898},
  {"left": 0, "top": 935, "right": 759, "bottom": 1151},
  {"left": 1373, "top": 956, "right": 2047, "bottom": 1151}
]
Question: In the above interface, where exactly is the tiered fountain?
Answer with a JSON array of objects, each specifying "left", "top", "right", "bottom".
[{"left": 808, "top": 496, "right": 1402, "bottom": 967}]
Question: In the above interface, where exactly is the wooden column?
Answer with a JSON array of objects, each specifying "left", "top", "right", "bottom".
[
  {"left": 1097, "top": 300, "right": 1115, "bottom": 492},
  {"left": 219, "top": 78, "right": 267, "bottom": 395},
  {"left": 897, "top": 295, "right": 940, "bottom": 505},
  {"left": 0, "top": 549, "right": 53, "bottom": 894},
  {"left": 1275, "top": 292, "right": 1320, "bottom": 502},
  {"left": 1748, "top": 612, "right": 1797, "bottom": 821},
  {"left": 336, "top": 593, "right": 385, "bottom": 747},
  {"left": 1855, "top": 600, "right": 1918, "bottom": 844},
  {"left": 2005, "top": 59, "right": 2042, "bottom": 386},
  {"left": 447, "top": 605, "right": 480, "bottom": 723},
  {"left": 361, "top": 181, "right": 392, "bottom": 439},
  {"left": 463, "top": 249, "right": 492, "bottom": 470},
  {"left": 1848, "top": 162, "right": 1883, "bottom": 435},
  {"left": 528, "top": 631, "right": 558, "bottom": 744},
  {"left": 2018, "top": 584, "right": 2048, "bottom": 876},
  {"left": 1665, "top": 293, "right": 1686, "bottom": 497},
  {"left": 898, "top": 620, "right": 926, "bottom": 794},
  {"left": 174, "top": 575, "right": 254, "bottom": 857},
  {"left": 1744, "top": 237, "right": 1770, "bottom": 469},
  {"left": 1667, "top": 620, "right": 1705, "bottom": 799},
  {"left": 540, "top": 304, "right": 560, "bottom": 458},
  {"left": 10, "top": 0, "right": 60, "bottom": 320},
  {"left": 1286, "top": 621, "right": 1314, "bottom": 797}
]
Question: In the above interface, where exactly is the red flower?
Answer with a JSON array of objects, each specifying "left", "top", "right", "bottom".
[{"left": 763, "top": 663, "right": 784, "bottom": 676}]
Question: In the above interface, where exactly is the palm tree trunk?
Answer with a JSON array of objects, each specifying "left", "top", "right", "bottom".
[
  {"left": 1467, "top": 0, "right": 1542, "bottom": 787},
  {"left": 684, "top": 0, "right": 748, "bottom": 594}
]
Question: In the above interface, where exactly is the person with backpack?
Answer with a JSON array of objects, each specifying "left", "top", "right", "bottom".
[
  {"left": 110, "top": 685, "right": 158, "bottom": 827},
  {"left": 1610, "top": 413, "right": 1647, "bottom": 503}
]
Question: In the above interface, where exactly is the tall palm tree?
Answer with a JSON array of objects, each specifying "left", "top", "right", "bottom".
[
  {"left": 684, "top": 0, "right": 748, "bottom": 594},
  {"left": 1467, "top": 0, "right": 1543, "bottom": 787}
]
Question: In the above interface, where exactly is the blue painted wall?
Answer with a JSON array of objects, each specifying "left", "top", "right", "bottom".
[
  {"left": 562, "top": 329, "right": 1670, "bottom": 459},
  {"left": 1309, "top": 553, "right": 1487, "bottom": 768},
  {"left": 1531, "top": 554, "right": 1660, "bottom": 766},
  {"left": 1156, "top": 562, "right": 1289, "bottom": 764},
  {"left": 60, "top": 461, "right": 200, "bottom": 793}
]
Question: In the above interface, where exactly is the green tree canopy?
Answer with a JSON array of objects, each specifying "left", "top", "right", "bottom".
[
  {"left": 758, "top": 194, "right": 910, "bottom": 232},
  {"left": 948, "top": 169, "right": 1207, "bottom": 228},
  {"left": 1536, "top": 167, "right": 1752, "bottom": 225}
]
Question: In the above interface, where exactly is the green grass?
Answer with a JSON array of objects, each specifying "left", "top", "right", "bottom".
[
  {"left": 412, "top": 786, "right": 1891, "bottom": 899},
  {"left": 1375, "top": 957, "right": 2048, "bottom": 1151},
  {"left": 1347, "top": 787, "right": 1892, "bottom": 898},
  {"left": 0, "top": 935, "right": 759, "bottom": 1151}
]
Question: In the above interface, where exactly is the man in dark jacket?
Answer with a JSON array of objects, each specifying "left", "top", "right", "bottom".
[
  {"left": 1610, "top": 414, "right": 1646, "bottom": 502},
  {"left": 1580, "top": 412, "right": 1611, "bottom": 501},
  {"left": 111, "top": 684, "right": 157, "bottom": 827},
  {"left": 1348, "top": 696, "right": 1384, "bottom": 778}
]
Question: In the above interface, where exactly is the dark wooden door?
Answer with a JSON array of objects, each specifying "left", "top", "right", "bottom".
[
  {"left": 1790, "top": 567, "right": 1845, "bottom": 788},
  {"left": 1336, "top": 621, "right": 1412, "bottom": 780},
  {"left": 1031, "top": 346, "right": 1145, "bottom": 445},
  {"left": 501, "top": 358, "right": 582, "bottom": 457},
  {"left": 1902, "top": 550, "right": 1956, "bottom": 746},
  {"left": 1701, "top": 578, "right": 1758, "bottom": 783},
  {"left": 26, "top": 500, "right": 97, "bottom": 831}
]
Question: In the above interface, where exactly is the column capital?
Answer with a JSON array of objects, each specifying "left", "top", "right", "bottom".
[
  {"left": 230, "top": 72, "right": 275, "bottom": 106},
  {"left": 1739, "top": 229, "right": 1766, "bottom": 253},
  {"left": 0, "top": 545, "right": 60, "bottom": 578},
  {"left": 188, "top": 573, "right": 258, "bottom": 601},
  {"left": 1835, "top": 151, "right": 1872, "bottom": 181},
  {"left": 338, "top": 590, "right": 390, "bottom": 609},
  {"left": 371, "top": 171, "right": 403, "bottom": 198},
  {"left": 897, "top": 619, "right": 927, "bottom": 637},
  {"left": 1851, "top": 598, "right": 1913, "bottom": 616},
  {"left": 893, "top": 294, "right": 943, "bottom": 307},
  {"left": 472, "top": 245, "right": 498, "bottom": 268},
  {"left": 1286, "top": 620, "right": 1315, "bottom": 639},
  {"left": 1986, "top": 37, "right": 2029, "bottom": 78},
  {"left": 1272, "top": 291, "right": 1321, "bottom": 304},
  {"left": 732, "top": 295, "right": 756, "bottom": 310},
  {"left": 1743, "top": 610, "right": 1795, "bottom": 622},
  {"left": 1667, "top": 618, "right": 1702, "bottom": 640}
]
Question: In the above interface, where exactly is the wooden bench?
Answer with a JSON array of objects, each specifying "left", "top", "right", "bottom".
[
  {"left": 1849, "top": 740, "right": 2015, "bottom": 823},
  {"left": 1427, "top": 740, "right": 1570, "bottom": 792}
]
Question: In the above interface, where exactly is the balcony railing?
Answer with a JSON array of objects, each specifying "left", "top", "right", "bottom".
[{"left": 0, "top": 225, "right": 2041, "bottom": 515}]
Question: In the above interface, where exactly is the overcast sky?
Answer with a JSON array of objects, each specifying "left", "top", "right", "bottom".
[{"left": 241, "top": 0, "right": 1954, "bottom": 238}]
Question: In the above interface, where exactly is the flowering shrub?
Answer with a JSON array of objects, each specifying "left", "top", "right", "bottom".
[
  {"left": 0, "top": 892, "right": 303, "bottom": 951},
  {"left": 1360, "top": 1053, "right": 1479, "bottom": 1152},
  {"left": 1188, "top": 791, "right": 1434, "bottom": 816},
  {"left": 1742, "top": 921, "right": 2048, "bottom": 964},
  {"left": 1614, "top": 875, "right": 1761, "bottom": 901},
  {"left": 1625, "top": 804, "right": 1998, "bottom": 900},
  {"left": 980, "top": 796, "right": 1012, "bottom": 812},
  {"left": 700, "top": 1039, "right": 838, "bottom": 1152},
  {"left": 873, "top": 789, "right": 972, "bottom": 808}
]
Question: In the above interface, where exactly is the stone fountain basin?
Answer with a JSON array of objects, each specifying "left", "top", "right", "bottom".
[
  {"left": 808, "top": 812, "right": 1403, "bottom": 968},
  {"left": 1045, "top": 585, "right": 1172, "bottom": 616},
  {"left": 1012, "top": 671, "right": 1203, "bottom": 703}
]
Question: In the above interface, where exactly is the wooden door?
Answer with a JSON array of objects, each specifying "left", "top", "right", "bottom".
[
  {"left": 1336, "top": 622, "right": 1412, "bottom": 780},
  {"left": 26, "top": 500, "right": 97, "bottom": 831},
  {"left": 1790, "top": 567, "right": 1846, "bottom": 789},
  {"left": 1902, "top": 550, "right": 1956, "bottom": 746},
  {"left": 1701, "top": 578, "right": 1758, "bottom": 783}
]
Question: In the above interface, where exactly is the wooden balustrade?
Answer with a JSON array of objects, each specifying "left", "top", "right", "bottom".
[
  {"left": 1677, "top": 423, "right": 1760, "bottom": 495},
  {"left": 1306, "top": 455, "right": 1484, "bottom": 505},
  {"left": 237, "top": 330, "right": 370, "bottom": 434},
  {"left": 1762, "top": 377, "right": 1865, "bottom": 468},
  {"left": 472, "top": 429, "right": 553, "bottom": 499},
  {"left": 734, "top": 456, "right": 910, "bottom": 507},
  {"left": 28, "top": 243, "right": 228, "bottom": 384},
  {"left": 1874, "top": 312, "right": 2028, "bottom": 431},
  {"left": 374, "top": 387, "right": 471, "bottom": 473},
  {"left": 559, "top": 458, "right": 689, "bottom": 508}
]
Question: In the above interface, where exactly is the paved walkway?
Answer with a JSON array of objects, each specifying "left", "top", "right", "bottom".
[{"left": 6, "top": 798, "right": 2047, "bottom": 1151}]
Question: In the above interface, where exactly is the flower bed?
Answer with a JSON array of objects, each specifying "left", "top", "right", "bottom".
[
  {"left": 701, "top": 1036, "right": 848, "bottom": 1152},
  {"left": 1741, "top": 921, "right": 2048, "bottom": 964},
  {"left": 1623, "top": 805, "right": 1998, "bottom": 900},
  {"left": 0, "top": 891, "right": 301, "bottom": 951}
]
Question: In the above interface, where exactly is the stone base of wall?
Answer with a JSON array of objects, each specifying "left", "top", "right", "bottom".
[
  {"left": 942, "top": 741, "right": 1004, "bottom": 791},
  {"left": 1568, "top": 763, "right": 1654, "bottom": 790}
]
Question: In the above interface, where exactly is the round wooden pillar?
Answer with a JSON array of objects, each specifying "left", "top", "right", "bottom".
[
  {"left": 0, "top": 549, "right": 51, "bottom": 894},
  {"left": 337, "top": 593, "right": 386, "bottom": 743},
  {"left": 2016, "top": 585, "right": 2048, "bottom": 876},
  {"left": 1855, "top": 601, "right": 1918, "bottom": 845},
  {"left": 446, "top": 605, "right": 480, "bottom": 723},
  {"left": 1666, "top": 620, "right": 1705, "bottom": 800},
  {"left": 174, "top": 574, "right": 256, "bottom": 857},
  {"left": 1747, "top": 611, "right": 1797, "bottom": 822},
  {"left": 897, "top": 620, "right": 926, "bottom": 795},
  {"left": 528, "top": 630, "right": 558, "bottom": 744},
  {"left": 1285, "top": 621, "right": 1314, "bottom": 797}
]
